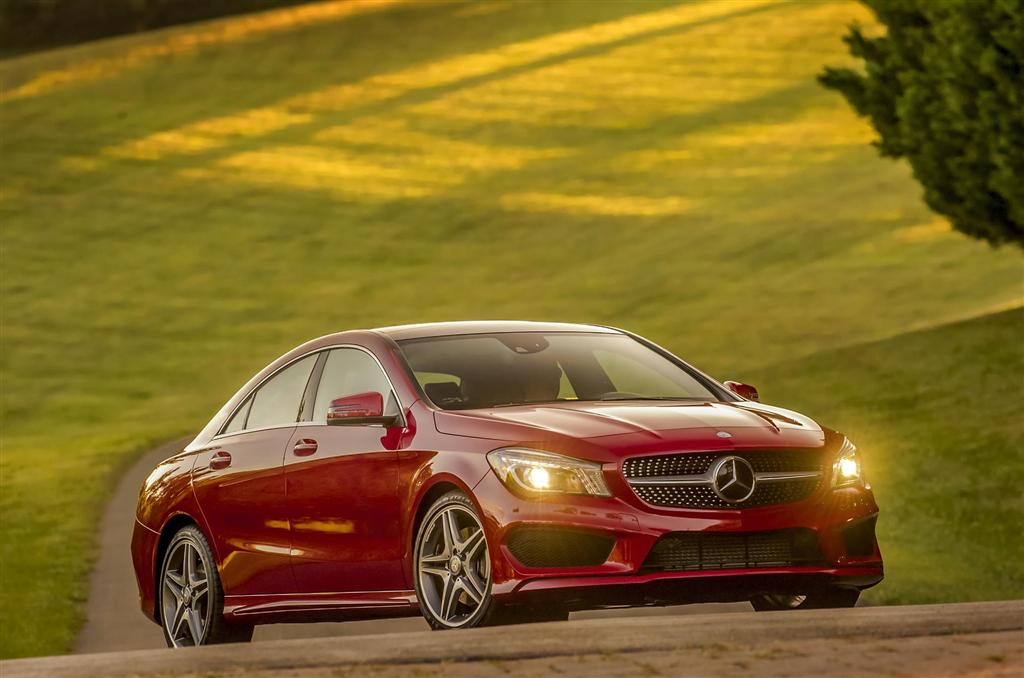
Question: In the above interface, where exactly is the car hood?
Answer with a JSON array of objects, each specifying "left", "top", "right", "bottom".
[{"left": 434, "top": 400, "right": 827, "bottom": 460}]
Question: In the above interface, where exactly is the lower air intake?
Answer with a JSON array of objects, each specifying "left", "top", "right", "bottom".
[{"left": 642, "top": 529, "right": 824, "bottom": 572}]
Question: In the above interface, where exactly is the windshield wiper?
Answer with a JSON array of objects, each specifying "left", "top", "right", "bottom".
[
  {"left": 596, "top": 395, "right": 709, "bottom": 402},
  {"left": 490, "top": 399, "right": 573, "bottom": 408},
  {"left": 487, "top": 396, "right": 712, "bottom": 408}
]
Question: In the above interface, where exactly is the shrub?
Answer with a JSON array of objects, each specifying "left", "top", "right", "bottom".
[{"left": 820, "top": 0, "right": 1024, "bottom": 247}]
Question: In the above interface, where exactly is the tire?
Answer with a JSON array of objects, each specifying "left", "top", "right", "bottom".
[
  {"left": 750, "top": 588, "right": 860, "bottom": 611},
  {"left": 158, "top": 525, "right": 253, "bottom": 647},
  {"left": 414, "top": 491, "right": 498, "bottom": 629}
]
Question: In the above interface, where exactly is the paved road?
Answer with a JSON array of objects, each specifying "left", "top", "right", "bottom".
[
  {"left": 13, "top": 602, "right": 1023, "bottom": 677},
  {"left": 77, "top": 438, "right": 747, "bottom": 654}
]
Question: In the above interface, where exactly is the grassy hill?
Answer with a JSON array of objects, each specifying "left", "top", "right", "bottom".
[{"left": 1, "top": 0, "right": 1021, "bottom": 658}]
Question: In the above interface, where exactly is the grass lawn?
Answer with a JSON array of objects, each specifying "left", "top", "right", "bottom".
[{"left": 1, "top": 0, "right": 1021, "bottom": 658}]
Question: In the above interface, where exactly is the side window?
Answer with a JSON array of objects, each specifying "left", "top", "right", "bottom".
[
  {"left": 313, "top": 348, "right": 394, "bottom": 422},
  {"left": 222, "top": 397, "right": 252, "bottom": 434},
  {"left": 246, "top": 355, "right": 317, "bottom": 430}
]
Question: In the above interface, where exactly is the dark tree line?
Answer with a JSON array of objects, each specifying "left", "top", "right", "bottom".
[
  {"left": 821, "top": 0, "right": 1024, "bottom": 248},
  {"left": 0, "top": 0, "right": 313, "bottom": 56}
]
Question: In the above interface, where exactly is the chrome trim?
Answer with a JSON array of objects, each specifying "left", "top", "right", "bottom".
[
  {"left": 755, "top": 471, "right": 822, "bottom": 482},
  {"left": 627, "top": 475, "right": 711, "bottom": 486},
  {"left": 210, "top": 423, "right": 299, "bottom": 441},
  {"left": 626, "top": 470, "right": 821, "bottom": 486},
  {"left": 212, "top": 343, "right": 405, "bottom": 440}
]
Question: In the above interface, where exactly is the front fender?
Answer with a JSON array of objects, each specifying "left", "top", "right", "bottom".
[{"left": 398, "top": 447, "right": 492, "bottom": 587}]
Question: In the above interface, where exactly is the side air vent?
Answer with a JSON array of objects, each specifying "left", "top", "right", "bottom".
[
  {"left": 842, "top": 515, "right": 878, "bottom": 558},
  {"left": 506, "top": 526, "right": 614, "bottom": 568}
]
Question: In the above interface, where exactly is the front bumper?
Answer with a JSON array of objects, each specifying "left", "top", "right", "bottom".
[
  {"left": 131, "top": 518, "right": 161, "bottom": 623},
  {"left": 472, "top": 470, "right": 883, "bottom": 606}
]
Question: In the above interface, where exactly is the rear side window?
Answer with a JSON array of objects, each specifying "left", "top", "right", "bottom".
[
  {"left": 312, "top": 348, "right": 394, "bottom": 422},
  {"left": 246, "top": 355, "right": 317, "bottom": 430},
  {"left": 222, "top": 397, "right": 252, "bottom": 434}
]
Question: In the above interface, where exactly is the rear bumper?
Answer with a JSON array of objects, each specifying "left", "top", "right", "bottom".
[{"left": 473, "top": 470, "right": 883, "bottom": 604}]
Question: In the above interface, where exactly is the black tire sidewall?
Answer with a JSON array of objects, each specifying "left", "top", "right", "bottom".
[{"left": 751, "top": 588, "right": 859, "bottom": 611}]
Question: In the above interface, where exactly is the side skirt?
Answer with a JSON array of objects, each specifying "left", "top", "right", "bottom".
[{"left": 224, "top": 590, "right": 420, "bottom": 624}]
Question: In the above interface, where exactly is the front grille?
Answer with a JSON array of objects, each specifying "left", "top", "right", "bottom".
[
  {"left": 641, "top": 529, "right": 824, "bottom": 572},
  {"left": 623, "top": 450, "right": 825, "bottom": 509},
  {"left": 506, "top": 527, "right": 614, "bottom": 568}
]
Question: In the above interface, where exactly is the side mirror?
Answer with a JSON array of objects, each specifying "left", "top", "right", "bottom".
[
  {"left": 723, "top": 381, "right": 759, "bottom": 402},
  {"left": 326, "top": 392, "right": 398, "bottom": 426}
]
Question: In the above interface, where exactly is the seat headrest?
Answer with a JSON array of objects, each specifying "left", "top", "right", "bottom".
[{"left": 425, "top": 381, "right": 463, "bottom": 406}]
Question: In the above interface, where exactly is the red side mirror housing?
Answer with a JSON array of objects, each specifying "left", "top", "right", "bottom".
[
  {"left": 723, "top": 381, "right": 759, "bottom": 402},
  {"left": 326, "top": 392, "right": 397, "bottom": 426}
]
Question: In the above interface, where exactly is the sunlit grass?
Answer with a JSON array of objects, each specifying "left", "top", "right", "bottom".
[
  {"left": 181, "top": 130, "right": 571, "bottom": 200},
  {"left": 100, "top": 0, "right": 778, "bottom": 162},
  {"left": 500, "top": 192, "right": 694, "bottom": 216},
  {"left": 0, "top": 0, "right": 410, "bottom": 101},
  {"left": 110, "top": 108, "right": 315, "bottom": 160},
  {"left": 1, "top": 0, "right": 1021, "bottom": 659}
]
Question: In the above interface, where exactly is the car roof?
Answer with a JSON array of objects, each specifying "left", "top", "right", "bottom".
[{"left": 371, "top": 320, "right": 621, "bottom": 341}]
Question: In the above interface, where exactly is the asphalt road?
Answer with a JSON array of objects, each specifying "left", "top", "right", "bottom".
[
  {"left": 76, "top": 438, "right": 748, "bottom": 654},
  {"left": 11, "top": 601, "right": 1022, "bottom": 677}
]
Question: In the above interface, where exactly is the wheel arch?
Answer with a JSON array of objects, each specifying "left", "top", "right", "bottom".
[
  {"left": 412, "top": 479, "right": 465, "bottom": 544},
  {"left": 405, "top": 474, "right": 487, "bottom": 586}
]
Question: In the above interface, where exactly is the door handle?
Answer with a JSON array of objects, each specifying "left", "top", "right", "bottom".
[
  {"left": 209, "top": 450, "right": 232, "bottom": 470},
  {"left": 293, "top": 439, "right": 318, "bottom": 457}
]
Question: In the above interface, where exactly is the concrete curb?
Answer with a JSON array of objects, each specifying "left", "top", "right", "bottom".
[{"left": 8, "top": 600, "right": 1022, "bottom": 677}]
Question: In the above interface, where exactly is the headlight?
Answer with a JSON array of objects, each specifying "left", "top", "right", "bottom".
[
  {"left": 487, "top": 448, "right": 611, "bottom": 497},
  {"left": 832, "top": 438, "right": 864, "bottom": 488}
]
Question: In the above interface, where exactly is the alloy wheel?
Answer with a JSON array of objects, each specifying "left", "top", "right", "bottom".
[
  {"left": 161, "top": 539, "right": 211, "bottom": 647},
  {"left": 417, "top": 504, "right": 490, "bottom": 627}
]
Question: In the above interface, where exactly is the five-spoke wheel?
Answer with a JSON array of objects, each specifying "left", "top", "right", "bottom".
[
  {"left": 416, "top": 494, "right": 492, "bottom": 628},
  {"left": 159, "top": 526, "right": 252, "bottom": 647},
  {"left": 161, "top": 538, "right": 211, "bottom": 646}
]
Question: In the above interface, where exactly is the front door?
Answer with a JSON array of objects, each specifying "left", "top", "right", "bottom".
[{"left": 285, "top": 347, "right": 405, "bottom": 593}]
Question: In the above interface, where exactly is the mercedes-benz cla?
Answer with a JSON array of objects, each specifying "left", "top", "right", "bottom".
[{"left": 132, "top": 321, "right": 882, "bottom": 647}]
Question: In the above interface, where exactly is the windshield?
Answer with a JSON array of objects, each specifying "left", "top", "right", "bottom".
[{"left": 397, "top": 332, "right": 720, "bottom": 410}]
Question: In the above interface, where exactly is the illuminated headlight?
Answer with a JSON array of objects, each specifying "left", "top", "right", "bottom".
[
  {"left": 832, "top": 438, "right": 864, "bottom": 488},
  {"left": 487, "top": 448, "right": 611, "bottom": 497}
]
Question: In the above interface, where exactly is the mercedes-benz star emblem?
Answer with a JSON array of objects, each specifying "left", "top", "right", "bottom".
[{"left": 711, "top": 456, "right": 756, "bottom": 503}]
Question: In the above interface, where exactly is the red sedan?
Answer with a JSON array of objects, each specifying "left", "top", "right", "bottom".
[{"left": 132, "top": 321, "right": 882, "bottom": 647}]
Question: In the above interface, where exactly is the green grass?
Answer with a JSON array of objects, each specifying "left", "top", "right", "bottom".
[
  {"left": 1, "top": 0, "right": 1021, "bottom": 658},
  {"left": 751, "top": 308, "right": 1024, "bottom": 605}
]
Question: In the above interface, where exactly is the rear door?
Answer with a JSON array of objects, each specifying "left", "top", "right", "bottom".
[
  {"left": 192, "top": 353, "right": 318, "bottom": 595},
  {"left": 285, "top": 347, "right": 405, "bottom": 593}
]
